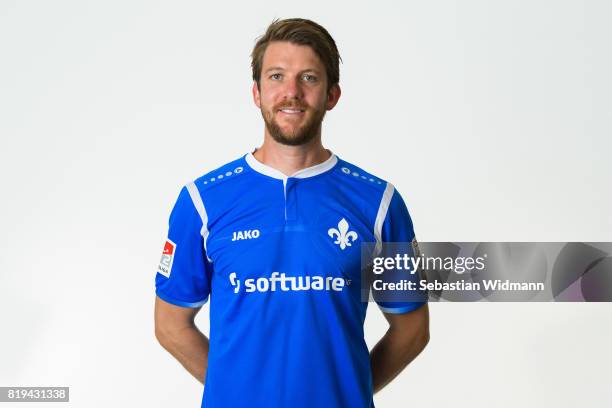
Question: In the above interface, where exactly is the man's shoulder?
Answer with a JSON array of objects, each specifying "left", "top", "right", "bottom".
[
  {"left": 189, "top": 154, "right": 252, "bottom": 193},
  {"left": 333, "top": 156, "right": 392, "bottom": 192},
  {"left": 175, "top": 154, "right": 255, "bottom": 215}
]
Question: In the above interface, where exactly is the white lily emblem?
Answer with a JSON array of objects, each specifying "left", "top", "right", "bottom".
[{"left": 328, "top": 218, "right": 358, "bottom": 250}]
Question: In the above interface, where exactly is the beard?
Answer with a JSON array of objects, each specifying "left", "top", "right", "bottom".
[{"left": 261, "top": 102, "right": 326, "bottom": 146}]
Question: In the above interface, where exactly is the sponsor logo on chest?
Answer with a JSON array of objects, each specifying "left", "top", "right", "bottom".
[{"left": 232, "top": 229, "right": 260, "bottom": 241}]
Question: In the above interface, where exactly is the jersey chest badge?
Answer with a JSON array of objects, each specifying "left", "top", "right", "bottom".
[{"left": 328, "top": 218, "right": 358, "bottom": 250}]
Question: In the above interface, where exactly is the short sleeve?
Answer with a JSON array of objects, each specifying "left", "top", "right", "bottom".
[
  {"left": 155, "top": 185, "right": 212, "bottom": 308},
  {"left": 376, "top": 187, "right": 427, "bottom": 314}
]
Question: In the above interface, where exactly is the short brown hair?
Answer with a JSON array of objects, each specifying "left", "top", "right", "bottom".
[{"left": 251, "top": 18, "right": 342, "bottom": 92}]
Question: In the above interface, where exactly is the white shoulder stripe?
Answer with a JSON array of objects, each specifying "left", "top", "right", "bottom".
[
  {"left": 186, "top": 182, "right": 212, "bottom": 263},
  {"left": 374, "top": 182, "right": 395, "bottom": 256}
]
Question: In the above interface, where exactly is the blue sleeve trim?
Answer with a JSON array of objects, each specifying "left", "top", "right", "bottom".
[
  {"left": 156, "top": 289, "right": 208, "bottom": 308},
  {"left": 378, "top": 302, "right": 426, "bottom": 314}
]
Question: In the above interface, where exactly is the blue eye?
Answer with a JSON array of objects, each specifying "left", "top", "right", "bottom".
[
  {"left": 303, "top": 74, "right": 317, "bottom": 82},
  {"left": 270, "top": 73, "right": 282, "bottom": 80}
]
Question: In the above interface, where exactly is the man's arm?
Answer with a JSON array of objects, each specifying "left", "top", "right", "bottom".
[
  {"left": 370, "top": 303, "right": 430, "bottom": 394},
  {"left": 154, "top": 295, "right": 210, "bottom": 384}
]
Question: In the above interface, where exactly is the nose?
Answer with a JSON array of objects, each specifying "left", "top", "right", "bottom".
[{"left": 283, "top": 76, "right": 303, "bottom": 100}]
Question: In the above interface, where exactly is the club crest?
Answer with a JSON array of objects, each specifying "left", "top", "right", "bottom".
[{"left": 328, "top": 218, "right": 358, "bottom": 250}]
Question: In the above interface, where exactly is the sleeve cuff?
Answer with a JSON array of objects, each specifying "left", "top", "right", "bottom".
[
  {"left": 156, "top": 289, "right": 208, "bottom": 308},
  {"left": 378, "top": 301, "right": 426, "bottom": 314}
]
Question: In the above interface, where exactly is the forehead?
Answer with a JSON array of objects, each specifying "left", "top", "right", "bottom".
[{"left": 262, "top": 41, "right": 324, "bottom": 71}]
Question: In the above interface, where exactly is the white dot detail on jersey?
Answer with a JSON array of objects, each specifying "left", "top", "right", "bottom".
[
  {"left": 341, "top": 167, "right": 350, "bottom": 174},
  {"left": 369, "top": 178, "right": 374, "bottom": 182},
  {"left": 234, "top": 167, "right": 243, "bottom": 174},
  {"left": 352, "top": 172, "right": 359, "bottom": 177},
  {"left": 226, "top": 171, "right": 232, "bottom": 176},
  {"left": 211, "top": 177, "right": 216, "bottom": 182},
  {"left": 218, "top": 174, "right": 224, "bottom": 179},
  {"left": 204, "top": 181, "right": 208, "bottom": 184},
  {"left": 361, "top": 175, "right": 367, "bottom": 179}
]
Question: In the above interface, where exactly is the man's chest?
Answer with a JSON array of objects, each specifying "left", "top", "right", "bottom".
[{"left": 205, "top": 192, "right": 376, "bottom": 289}]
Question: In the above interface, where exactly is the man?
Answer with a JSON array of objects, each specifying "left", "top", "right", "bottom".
[{"left": 154, "top": 18, "right": 429, "bottom": 408}]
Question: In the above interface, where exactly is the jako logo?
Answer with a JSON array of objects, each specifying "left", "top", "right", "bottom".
[
  {"left": 232, "top": 229, "right": 260, "bottom": 241},
  {"left": 228, "top": 271, "right": 345, "bottom": 293}
]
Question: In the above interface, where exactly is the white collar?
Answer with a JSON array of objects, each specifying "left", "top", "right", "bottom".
[{"left": 245, "top": 150, "right": 338, "bottom": 180}]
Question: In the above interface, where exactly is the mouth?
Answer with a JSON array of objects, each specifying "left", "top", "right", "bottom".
[{"left": 278, "top": 107, "right": 306, "bottom": 115}]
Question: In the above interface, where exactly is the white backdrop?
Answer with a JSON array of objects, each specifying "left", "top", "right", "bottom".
[{"left": 1, "top": 0, "right": 611, "bottom": 407}]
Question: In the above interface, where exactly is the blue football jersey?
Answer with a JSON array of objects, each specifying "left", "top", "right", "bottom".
[{"left": 155, "top": 151, "right": 426, "bottom": 407}]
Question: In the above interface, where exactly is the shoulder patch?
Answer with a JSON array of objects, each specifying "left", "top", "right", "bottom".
[
  {"left": 411, "top": 237, "right": 421, "bottom": 257},
  {"left": 157, "top": 239, "right": 176, "bottom": 278}
]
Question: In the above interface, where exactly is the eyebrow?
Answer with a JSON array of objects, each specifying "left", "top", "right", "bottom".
[{"left": 264, "top": 67, "right": 321, "bottom": 75}]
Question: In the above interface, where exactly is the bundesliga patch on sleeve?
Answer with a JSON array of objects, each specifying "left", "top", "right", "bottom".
[
  {"left": 411, "top": 237, "right": 421, "bottom": 257},
  {"left": 157, "top": 239, "right": 176, "bottom": 278}
]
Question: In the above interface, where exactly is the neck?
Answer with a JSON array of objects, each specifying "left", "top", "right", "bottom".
[{"left": 253, "top": 134, "right": 330, "bottom": 177}]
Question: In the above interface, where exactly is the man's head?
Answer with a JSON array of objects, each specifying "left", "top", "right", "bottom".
[{"left": 251, "top": 18, "right": 342, "bottom": 146}]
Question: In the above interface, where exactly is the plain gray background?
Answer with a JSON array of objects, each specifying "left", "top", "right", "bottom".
[{"left": 1, "top": 0, "right": 611, "bottom": 407}]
